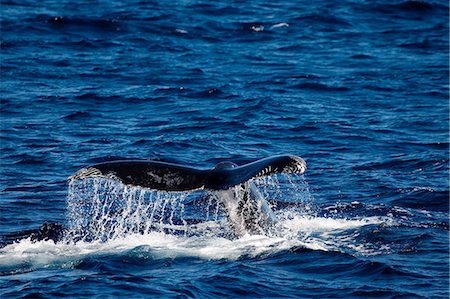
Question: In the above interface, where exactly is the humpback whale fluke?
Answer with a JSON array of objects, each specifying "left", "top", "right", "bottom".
[
  {"left": 69, "top": 155, "right": 306, "bottom": 236},
  {"left": 0, "top": 156, "right": 307, "bottom": 245},
  {"left": 0, "top": 156, "right": 307, "bottom": 246},
  {"left": 70, "top": 155, "right": 306, "bottom": 191}
]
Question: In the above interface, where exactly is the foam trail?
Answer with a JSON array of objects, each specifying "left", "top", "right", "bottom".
[
  {"left": 0, "top": 212, "right": 391, "bottom": 274},
  {"left": 0, "top": 174, "right": 398, "bottom": 275}
]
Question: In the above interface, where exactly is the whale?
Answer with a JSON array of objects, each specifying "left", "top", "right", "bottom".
[
  {"left": 71, "top": 154, "right": 306, "bottom": 236},
  {"left": 2, "top": 155, "right": 306, "bottom": 245}
]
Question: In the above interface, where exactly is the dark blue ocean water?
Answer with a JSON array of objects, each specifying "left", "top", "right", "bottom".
[{"left": 1, "top": 0, "right": 449, "bottom": 298}]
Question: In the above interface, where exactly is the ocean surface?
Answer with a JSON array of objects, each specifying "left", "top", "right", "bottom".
[{"left": 1, "top": 0, "right": 449, "bottom": 298}]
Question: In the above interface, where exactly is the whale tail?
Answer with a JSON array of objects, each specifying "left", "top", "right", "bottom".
[{"left": 69, "top": 155, "right": 306, "bottom": 191}]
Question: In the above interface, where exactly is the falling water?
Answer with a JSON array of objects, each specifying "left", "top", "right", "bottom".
[
  {"left": 65, "top": 174, "right": 313, "bottom": 243},
  {"left": 0, "top": 173, "right": 401, "bottom": 279},
  {"left": 66, "top": 178, "right": 202, "bottom": 242}
]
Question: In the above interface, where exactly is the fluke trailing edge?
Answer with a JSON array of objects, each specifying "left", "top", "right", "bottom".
[{"left": 70, "top": 155, "right": 307, "bottom": 191}]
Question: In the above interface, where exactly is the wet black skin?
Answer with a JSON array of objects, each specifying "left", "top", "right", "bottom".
[
  {"left": 1, "top": 223, "right": 64, "bottom": 246},
  {"left": 73, "top": 154, "right": 306, "bottom": 191}
]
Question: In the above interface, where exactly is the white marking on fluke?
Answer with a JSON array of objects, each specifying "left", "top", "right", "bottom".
[{"left": 69, "top": 167, "right": 103, "bottom": 180}]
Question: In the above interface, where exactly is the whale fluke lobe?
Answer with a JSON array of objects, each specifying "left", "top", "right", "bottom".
[
  {"left": 70, "top": 155, "right": 306, "bottom": 191},
  {"left": 203, "top": 155, "right": 306, "bottom": 190},
  {"left": 70, "top": 160, "right": 209, "bottom": 191}
]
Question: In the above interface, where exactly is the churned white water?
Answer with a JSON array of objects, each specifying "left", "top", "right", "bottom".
[{"left": 0, "top": 174, "right": 394, "bottom": 272}]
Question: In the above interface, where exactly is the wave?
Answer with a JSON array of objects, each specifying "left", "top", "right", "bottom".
[
  {"left": 290, "top": 82, "right": 350, "bottom": 92},
  {"left": 0, "top": 174, "right": 409, "bottom": 275},
  {"left": 0, "top": 213, "right": 395, "bottom": 276},
  {"left": 374, "top": 1, "right": 446, "bottom": 13}
]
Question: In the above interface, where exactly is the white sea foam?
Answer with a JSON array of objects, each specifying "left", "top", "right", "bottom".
[
  {"left": 0, "top": 175, "right": 395, "bottom": 272},
  {"left": 0, "top": 213, "right": 393, "bottom": 273},
  {"left": 251, "top": 25, "right": 264, "bottom": 32},
  {"left": 270, "top": 23, "right": 289, "bottom": 29},
  {"left": 278, "top": 214, "right": 388, "bottom": 233}
]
